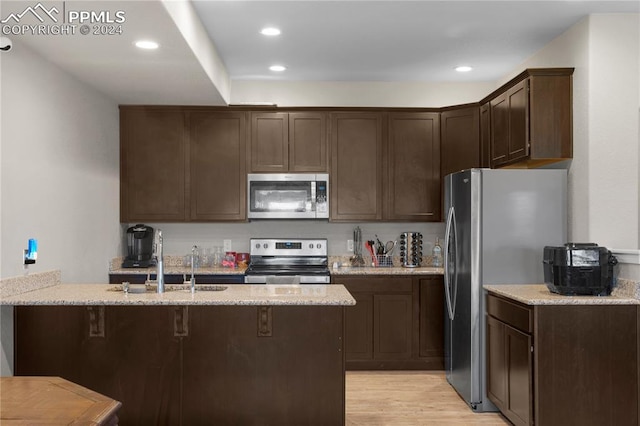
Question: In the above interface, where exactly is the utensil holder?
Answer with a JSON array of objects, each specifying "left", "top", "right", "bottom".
[
  {"left": 370, "top": 254, "right": 393, "bottom": 267},
  {"left": 400, "top": 232, "right": 423, "bottom": 268}
]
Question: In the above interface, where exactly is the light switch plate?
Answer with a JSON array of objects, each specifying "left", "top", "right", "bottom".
[
  {"left": 347, "top": 239, "right": 354, "bottom": 252},
  {"left": 223, "top": 239, "right": 232, "bottom": 252}
]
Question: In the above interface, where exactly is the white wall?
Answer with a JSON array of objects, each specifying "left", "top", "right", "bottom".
[
  {"left": 502, "top": 14, "right": 640, "bottom": 280},
  {"left": 1, "top": 41, "right": 121, "bottom": 282},
  {"left": 230, "top": 80, "right": 494, "bottom": 107},
  {"left": 587, "top": 14, "right": 639, "bottom": 250},
  {"left": 135, "top": 221, "right": 445, "bottom": 260},
  {"left": 0, "top": 41, "right": 121, "bottom": 375}
]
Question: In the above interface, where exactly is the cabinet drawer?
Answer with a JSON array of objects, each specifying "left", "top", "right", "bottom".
[{"left": 487, "top": 294, "right": 533, "bottom": 334}]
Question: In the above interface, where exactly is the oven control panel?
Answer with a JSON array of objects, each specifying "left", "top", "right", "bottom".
[{"left": 250, "top": 238, "right": 327, "bottom": 257}]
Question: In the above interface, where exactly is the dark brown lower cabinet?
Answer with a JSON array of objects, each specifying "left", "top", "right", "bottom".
[
  {"left": 182, "top": 306, "right": 344, "bottom": 425},
  {"left": 338, "top": 275, "right": 444, "bottom": 370},
  {"left": 15, "top": 306, "right": 181, "bottom": 425},
  {"left": 487, "top": 293, "right": 639, "bottom": 426},
  {"left": 486, "top": 314, "right": 532, "bottom": 426},
  {"left": 15, "top": 304, "right": 345, "bottom": 425}
]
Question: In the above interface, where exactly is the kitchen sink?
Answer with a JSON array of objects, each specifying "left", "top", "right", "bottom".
[
  {"left": 109, "top": 284, "right": 228, "bottom": 293},
  {"left": 170, "top": 284, "right": 228, "bottom": 292}
]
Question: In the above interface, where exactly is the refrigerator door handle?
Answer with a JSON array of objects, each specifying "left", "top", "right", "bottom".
[{"left": 444, "top": 206, "right": 455, "bottom": 320}]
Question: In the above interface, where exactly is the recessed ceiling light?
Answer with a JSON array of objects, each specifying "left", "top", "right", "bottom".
[
  {"left": 135, "top": 40, "right": 159, "bottom": 50},
  {"left": 269, "top": 65, "right": 286, "bottom": 72},
  {"left": 261, "top": 27, "right": 281, "bottom": 36},
  {"left": 455, "top": 66, "right": 473, "bottom": 73}
]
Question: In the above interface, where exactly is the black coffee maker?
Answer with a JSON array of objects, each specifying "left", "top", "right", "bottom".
[{"left": 122, "top": 224, "right": 156, "bottom": 268}]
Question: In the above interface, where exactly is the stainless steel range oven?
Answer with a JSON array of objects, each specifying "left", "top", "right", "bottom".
[{"left": 244, "top": 238, "right": 330, "bottom": 284}]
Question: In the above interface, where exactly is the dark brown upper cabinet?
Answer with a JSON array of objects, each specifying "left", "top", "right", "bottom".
[
  {"left": 289, "top": 112, "right": 328, "bottom": 172},
  {"left": 188, "top": 111, "right": 247, "bottom": 221},
  {"left": 330, "top": 112, "right": 384, "bottom": 221},
  {"left": 120, "top": 69, "right": 572, "bottom": 223},
  {"left": 440, "top": 106, "right": 480, "bottom": 178},
  {"left": 490, "top": 79, "right": 528, "bottom": 167},
  {"left": 120, "top": 107, "right": 188, "bottom": 222},
  {"left": 480, "top": 102, "right": 491, "bottom": 168},
  {"left": 487, "top": 69, "right": 573, "bottom": 168},
  {"left": 387, "top": 112, "right": 441, "bottom": 221},
  {"left": 330, "top": 112, "right": 441, "bottom": 222},
  {"left": 120, "top": 106, "right": 248, "bottom": 223},
  {"left": 250, "top": 112, "right": 328, "bottom": 172}
]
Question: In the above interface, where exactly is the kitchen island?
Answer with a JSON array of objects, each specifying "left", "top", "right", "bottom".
[
  {"left": 483, "top": 283, "right": 639, "bottom": 426},
  {"left": 3, "top": 278, "right": 355, "bottom": 425}
]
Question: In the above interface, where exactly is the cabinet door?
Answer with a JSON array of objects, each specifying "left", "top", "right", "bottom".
[
  {"left": 419, "top": 277, "right": 444, "bottom": 362},
  {"left": 480, "top": 103, "right": 491, "bottom": 168},
  {"left": 250, "top": 112, "right": 289, "bottom": 172},
  {"left": 486, "top": 315, "right": 507, "bottom": 409},
  {"left": 490, "top": 80, "right": 529, "bottom": 168},
  {"left": 120, "top": 108, "right": 187, "bottom": 222},
  {"left": 373, "top": 294, "right": 413, "bottom": 360},
  {"left": 504, "top": 324, "right": 533, "bottom": 426},
  {"left": 440, "top": 107, "right": 479, "bottom": 178},
  {"left": 330, "top": 113, "right": 384, "bottom": 221},
  {"left": 490, "top": 93, "right": 510, "bottom": 167},
  {"left": 189, "top": 111, "right": 247, "bottom": 221},
  {"left": 344, "top": 291, "right": 374, "bottom": 360},
  {"left": 486, "top": 313, "right": 532, "bottom": 426},
  {"left": 506, "top": 80, "right": 529, "bottom": 162},
  {"left": 387, "top": 112, "right": 441, "bottom": 221},
  {"left": 289, "top": 112, "right": 328, "bottom": 172}
]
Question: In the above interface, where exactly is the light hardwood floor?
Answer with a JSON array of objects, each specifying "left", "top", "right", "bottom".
[{"left": 345, "top": 371, "right": 510, "bottom": 426}]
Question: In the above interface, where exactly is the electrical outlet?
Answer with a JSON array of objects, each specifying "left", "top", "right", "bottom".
[
  {"left": 347, "top": 239, "right": 354, "bottom": 252},
  {"left": 223, "top": 239, "right": 232, "bottom": 252}
]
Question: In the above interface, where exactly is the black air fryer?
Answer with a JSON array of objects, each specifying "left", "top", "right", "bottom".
[
  {"left": 543, "top": 243, "right": 618, "bottom": 296},
  {"left": 122, "top": 224, "right": 156, "bottom": 268}
]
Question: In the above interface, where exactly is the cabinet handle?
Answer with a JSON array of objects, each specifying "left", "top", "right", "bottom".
[
  {"left": 87, "top": 306, "right": 105, "bottom": 338},
  {"left": 174, "top": 306, "right": 189, "bottom": 337},
  {"left": 257, "top": 306, "right": 273, "bottom": 337}
]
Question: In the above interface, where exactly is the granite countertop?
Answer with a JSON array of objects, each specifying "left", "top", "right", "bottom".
[
  {"left": 110, "top": 257, "right": 444, "bottom": 276},
  {"left": 0, "top": 283, "right": 356, "bottom": 306},
  {"left": 109, "top": 266, "right": 247, "bottom": 275},
  {"left": 484, "top": 283, "right": 640, "bottom": 306},
  {"left": 331, "top": 266, "right": 443, "bottom": 275},
  {"left": 111, "top": 265, "right": 443, "bottom": 276}
]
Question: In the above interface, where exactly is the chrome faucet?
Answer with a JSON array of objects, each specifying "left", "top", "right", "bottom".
[
  {"left": 190, "top": 245, "right": 198, "bottom": 293},
  {"left": 155, "top": 230, "right": 165, "bottom": 294}
]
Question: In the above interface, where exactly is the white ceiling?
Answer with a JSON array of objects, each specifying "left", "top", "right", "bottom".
[
  {"left": 3, "top": 0, "right": 638, "bottom": 105},
  {"left": 192, "top": 0, "right": 639, "bottom": 82}
]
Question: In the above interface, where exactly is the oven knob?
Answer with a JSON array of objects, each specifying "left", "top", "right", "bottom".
[
  {"left": 255, "top": 243, "right": 260, "bottom": 249},
  {"left": 263, "top": 243, "right": 268, "bottom": 249},
  {"left": 309, "top": 243, "right": 314, "bottom": 249},
  {"left": 316, "top": 243, "right": 321, "bottom": 249}
]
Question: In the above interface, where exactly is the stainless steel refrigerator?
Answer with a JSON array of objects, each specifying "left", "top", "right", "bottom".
[{"left": 443, "top": 168, "right": 567, "bottom": 412}]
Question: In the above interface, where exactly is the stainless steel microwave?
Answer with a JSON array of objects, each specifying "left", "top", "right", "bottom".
[{"left": 247, "top": 173, "right": 329, "bottom": 219}]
